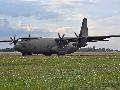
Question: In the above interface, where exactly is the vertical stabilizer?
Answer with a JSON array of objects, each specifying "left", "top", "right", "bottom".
[{"left": 80, "top": 18, "right": 88, "bottom": 37}]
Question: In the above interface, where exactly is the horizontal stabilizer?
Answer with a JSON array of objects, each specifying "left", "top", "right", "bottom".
[{"left": 110, "top": 35, "right": 120, "bottom": 37}]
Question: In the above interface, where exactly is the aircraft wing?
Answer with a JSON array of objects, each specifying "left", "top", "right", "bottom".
[
  {"left": 64, "top": 37, "right": 77, "bottom": 42},
  {"left": 87, "top": 35, "right": 120, "bottom": 42},
  {"left": 0, "top": 40, "right": 12, "bottom": 42},
  {"left": 19, "top": 37, "right": 38, "bottom": 39},
  {"left": 63, "top": 35, "right": 120, "bottom": 42}
]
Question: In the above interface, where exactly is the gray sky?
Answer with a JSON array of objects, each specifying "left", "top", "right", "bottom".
[{"left": 0, "top": 0, "right": 120, "bottom": 49}]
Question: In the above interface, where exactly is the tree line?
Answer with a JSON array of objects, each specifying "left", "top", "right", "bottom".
[
  {"left": 0, "top": 48, "right": 15, "bottom": 52},
  {"left": 78, "top": 46, "right": 119, "bottom": 52}
]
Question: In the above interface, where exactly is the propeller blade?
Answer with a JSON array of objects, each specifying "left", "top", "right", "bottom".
[
  {"left": 14, "top": 37, "right": 15, "bottom": 41},
  {"left": 29, "top": 34, "right": 30, "bottom": 37},
  {"left": 74, "top": 32, "right": 79, "bottom": 38},
  {"left": 62, "top": 34, "right": 65, "bottom": 39},
  {"left": 10, "top": 37, "right": 13, "bottom": 41},
  {"left": 58, "top": 33, "right": 61, "bottom": 39},
  {"left": 9, "top": 42, "right": 13, "bottom": 45},
  {"left": 14, "top": 35, "right": 16, "bottom": 41}
]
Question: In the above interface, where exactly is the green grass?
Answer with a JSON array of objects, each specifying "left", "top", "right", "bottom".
[{"left": 0, "top": 53, "right": 120, "bottom": 90}]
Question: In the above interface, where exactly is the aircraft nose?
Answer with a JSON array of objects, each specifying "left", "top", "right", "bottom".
[{"left": 14, "top": 43, "right": 22, "bottom": 51}]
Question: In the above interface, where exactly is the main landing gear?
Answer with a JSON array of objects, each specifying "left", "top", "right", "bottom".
[{"left": 22, "top": 53, "right": 32, "bottom": 56}]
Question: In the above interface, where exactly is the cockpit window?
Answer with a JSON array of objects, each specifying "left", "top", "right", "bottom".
[{"left": 18, "top": 39, "right": 21, "bottom": 41}]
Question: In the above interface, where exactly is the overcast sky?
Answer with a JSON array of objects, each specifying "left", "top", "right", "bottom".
[{"left": 0, "top": 0, "right": 120, "bottom": 49}]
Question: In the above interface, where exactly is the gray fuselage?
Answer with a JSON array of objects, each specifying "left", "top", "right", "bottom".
[{"left": 14, "top": 38, "right": 78, "bottom": 55}]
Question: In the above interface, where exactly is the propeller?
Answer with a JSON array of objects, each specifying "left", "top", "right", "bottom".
[
  {"left": 9, "top": 35, "right": 19, "bottom": 45},
  {"left": 74, "top": 32, "right": 83, "bottom": 41},
  {"left": 74, "top": 32, "right": 87, "bottom": 47},
  {"left": 58, "top": 33, "right": 65, "bottom": 40},
  {"left": 57, "top": 33, "right": 68, "bottom": 47}
]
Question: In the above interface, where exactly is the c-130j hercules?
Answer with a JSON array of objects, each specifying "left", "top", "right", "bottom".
[{"left": 0, "top": 18, "right": 120, "bottom": 56}]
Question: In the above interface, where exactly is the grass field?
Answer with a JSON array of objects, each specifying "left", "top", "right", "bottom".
[{"left": 0, "top": 52, "right": 120, "bottom": 90}]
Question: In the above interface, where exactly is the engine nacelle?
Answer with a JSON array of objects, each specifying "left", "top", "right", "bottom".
[{"left": 72, "top": 42, "right": 87, "bottom": 48}]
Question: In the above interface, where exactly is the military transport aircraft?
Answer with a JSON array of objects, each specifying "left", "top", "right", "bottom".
[{"left": 0, "top": 18, "right": 120, "bottom": 56}]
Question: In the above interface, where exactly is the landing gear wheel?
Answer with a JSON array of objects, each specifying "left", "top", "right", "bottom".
[
  {"left": 22, "top": 53, "right": 27, "bottom": 56},
  {"left": 22, "top": 53, "right": 32, "bottom": 56},
  {"left": 57, "top": 53, "right": 65, "bottom": 56},
  {"left": 28, "top": 53, "right": 32, "bottom": 55},
  {"left": 57, "top": 51, "right": 65, "bottom": 56},
  {"left": 44, "top": 53, "right": 52, "bottom": 56}
]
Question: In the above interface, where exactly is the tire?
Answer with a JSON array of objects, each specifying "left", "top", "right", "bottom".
[
  {"left": 44, "top": 53, "right": 52, "bottom": 56},
  {"left": 22, "top": 53, "right": 32, "bottom": 56}
]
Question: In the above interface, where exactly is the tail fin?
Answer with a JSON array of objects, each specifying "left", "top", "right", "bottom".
[{"left": 80, "top": 18, "right": 88, "bottom": 37}]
